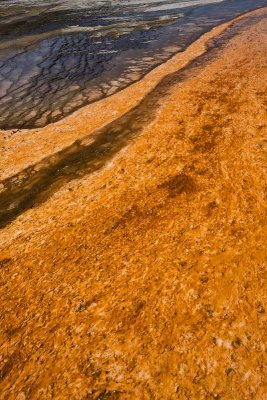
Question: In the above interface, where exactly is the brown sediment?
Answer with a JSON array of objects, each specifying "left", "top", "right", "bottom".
[{"left": 0, "top": 7, "right": 267, "bottom": 400}]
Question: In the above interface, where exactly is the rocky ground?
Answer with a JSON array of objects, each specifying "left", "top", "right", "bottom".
[{"left": 0, "top": 7, "right": 267, "bottom": 400}]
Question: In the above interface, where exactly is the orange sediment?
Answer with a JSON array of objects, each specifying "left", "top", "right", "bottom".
[{"left": 0, "top": 7, "right": 267, "bottom": 400}]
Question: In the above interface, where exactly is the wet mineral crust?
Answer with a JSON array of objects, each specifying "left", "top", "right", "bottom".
[{"left": 0, "top": 7, "right": 267, "bottom": 400}]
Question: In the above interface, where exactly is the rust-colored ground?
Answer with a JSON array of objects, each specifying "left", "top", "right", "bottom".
[{"left": 1, "top": 8, "right": 267, "bottom": 400}]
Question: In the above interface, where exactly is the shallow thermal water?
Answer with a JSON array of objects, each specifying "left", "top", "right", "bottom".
[{"left": 0, "top": 0, "right": 266, "bottom": 129}]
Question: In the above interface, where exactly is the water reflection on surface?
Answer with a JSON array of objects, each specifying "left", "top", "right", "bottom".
[{"left": 0, "top": 0, "right": 266, "bottom": 129}]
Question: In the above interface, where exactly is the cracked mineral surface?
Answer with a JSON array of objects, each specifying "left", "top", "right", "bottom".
[{"left": 0, "top": 0, "right": 267, "bottom": 129}]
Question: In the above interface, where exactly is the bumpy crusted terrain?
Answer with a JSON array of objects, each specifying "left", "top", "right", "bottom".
[{"left": 0, "top": 8, "right": 267, "bottom": 400}]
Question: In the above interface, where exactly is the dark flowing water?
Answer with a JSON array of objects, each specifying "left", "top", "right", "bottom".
[{"left": 0, "top": 0, "right": 267, "bottom": 129}]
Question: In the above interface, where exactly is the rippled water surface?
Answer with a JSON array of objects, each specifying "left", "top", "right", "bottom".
[{"left": 0, "top": 0, "right": 266, "bottom": 128}]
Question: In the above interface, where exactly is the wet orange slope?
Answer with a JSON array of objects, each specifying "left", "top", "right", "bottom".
[{"left": 0, "top": 7, "right": 267, "bottom": 400}]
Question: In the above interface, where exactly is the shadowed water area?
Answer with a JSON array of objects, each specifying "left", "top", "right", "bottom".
[
  {"left": 0, "top": 10, "right": 266, "bottom": 228},
  {"left": 0, "top": 0, "right": 267, "bottom": 129}
]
